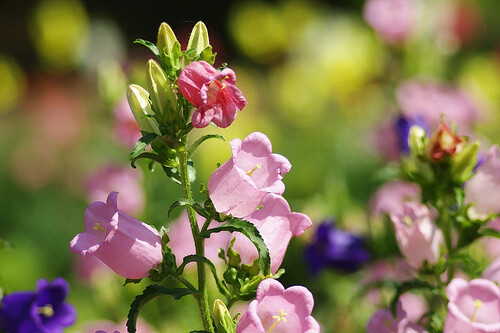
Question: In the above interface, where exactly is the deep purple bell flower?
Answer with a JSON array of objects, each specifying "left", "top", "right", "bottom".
[
  {"left": 304, "top": 220, "right": 370, "bottom": 275},
  {"left": 395, "top": 115, "right": 428, "bottom": 155},
  {"left": 0, "top": 278, "right": 76, "bottom": 333}
]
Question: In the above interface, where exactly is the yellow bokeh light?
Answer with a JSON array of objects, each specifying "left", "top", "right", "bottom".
[{"left": 0, "top": 56, "right": 26, "bottom": 114}]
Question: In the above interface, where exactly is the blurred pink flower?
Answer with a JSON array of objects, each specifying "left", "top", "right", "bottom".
[
  {"left": 178, "top": 61, "right": 247, "bottom": 128},
  {"left": 397, "top": 80, "right": 479, "bottom": 130},
  {"left": 390, "top": 203, "right": 444, "bottom": 269},
  {"left": 236, "top": 279, "right": 320, "bottom": 333},
  {"left": 482, "top": 258, "right": 500, "bottom": 284},
  {"left": 167, "top": 211, "right": 230, "bottom": 266},
  {"left": 372, "top": 120, "right": 402, "bottom": 161},
  {"left": 83, "top": 318, "right": 154, "bottom": 333},
  {"left": 399, "top": 293, "right": 428, "bottom": 324},
  {"left": 465, "top": 145, "right": 500, "bottom": 218},
  {"left": 483, "top": 218, "right": 500, "bottom": 258},
  {"left": 208, "top": 132, "right": 291, "bottom": 218},
  {"left": 444, "top": 278, "right": 500, "bottom": 333},
  {"left": 86, "top": 164, "right": 144, "bottom": 216},
  {"left": 370, "top": 181, "right": 420, "bottom": 217},
  {"left": 363, "top": 0, "right": 416, "bottom": 44},
  {"left": 70, "top": 192, "right": 162, "bottom": 279},
  {"left": 113, "top": 96, "right": 142, "bottom": 148},
  {"left": 229, "top": 193, "right": 312, "bottom": 273},
  {"left": 367, "top": 303, "right": 427, "bottom": 333},
  {"left": 74, "top": 255, "right": 110, "bottom": 283}
]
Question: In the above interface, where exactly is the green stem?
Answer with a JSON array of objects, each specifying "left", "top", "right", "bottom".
[
  {"left": 177, "top": 142, "right": 214, "bottom": 332},
  {"left": 438, "top": 191, "right": 455, "bottom": 283}
]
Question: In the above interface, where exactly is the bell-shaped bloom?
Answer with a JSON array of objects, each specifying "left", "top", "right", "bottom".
[
  {"left": 0, "top": 278, "right": 77, "bottom": 332},
  {"left": 208, "top": 132, "right": 291, "bottom": 218},
  {"left": 444, "top": 278, "right": 500, "bottom": 333},
  {"left": 85, "top": 164, "right": 144, "bottom": 216},
  {"left": 167, "top": 212, "right": 230, "bottom": 266},
  {"left": 370, "top": 181, "right": 421, "bottom": 217},
  {"left": 483, "top": 218, "right": 500, "bottom": 259},
  {"left": 390, "top": 203, "right": 444, "bottom": 269},
  {"left": 397, "top": 80, "right": 479, "bottom": 131},
  {"left": 178, "top": 60, "right": 247, "bottom": 128},
  {"left": 367, "top": 303, "right": 427, "bottom": 333},
  {"left": 83, "top": 319, "right": 154, "bottom": 333},
  {"left": 229, "top": 193, "right": 311, "bottom": 273},
  {"left": 304, "top": 220, "right": 370, "bottom": 275},
  {"left": 69, "top": 192, "right": 163, "bottom": 279},
  {"left": 465, "top": 145, "right": 500, "bottom": 218},
  {"left": 113, "top": 96, "right": 142, "bottom": 148},
  {"left": 483, "top": 258, "right": 500, "bottom": 284},
  {"left": 363, "top": 0, "right": 417, "bottom": 44},
  {"left": 428, "top": 121, "right": 465, "bottom": 161},
  {"left": 236, "top": 279, "right": 320, "bottom": 333}
]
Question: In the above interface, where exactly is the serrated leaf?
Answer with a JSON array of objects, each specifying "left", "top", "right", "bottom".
[
  {"left": 130, "top": 133, "right": 158, "bottom": 166},
  {"left": 201, "top": 219, "right": 271, "bottom": 276},
  {"left": 134, "top": 39, "right": 159, "bottom": 58},
  {"left": 168, "top": 199, "right": 195, "bottom": 217},
  {"left": 127, "top": 285, "right": 196, "bottom": 333},
  {"left": 177, "top": 255, "right": 230, "bottom": 297},
  {"left": 390, "top": 280, "right": 435, "bottom": 316},
  {"left": 188, "top": 134, "right": 225, "bottom": 156}
]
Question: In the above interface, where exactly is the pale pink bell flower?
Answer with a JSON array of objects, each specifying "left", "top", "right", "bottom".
[
  {"left": 178, "top": 61, "right": 247, "bottom": 128},
  {"left": 370, "top": 180, "right": 421, "bottom": 217},
  {"left": 69, "top": 192, "right": 163, "bottom": 279},
  {"left": 366, "top": 303, "right": 427, "bottom": 332},
  {"left": 113, "top": 96, "right": 142, "bottom": 148},
  {"left": 208, "top": 132, "right": 291, "bottom": 218},
  {"left": 482, "top": 258, "right": 500, "bottom": 284}
]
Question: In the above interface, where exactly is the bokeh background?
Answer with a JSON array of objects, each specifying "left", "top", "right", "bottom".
[{"left": 1, "top": 0, "right": 499, "bottom": 331}]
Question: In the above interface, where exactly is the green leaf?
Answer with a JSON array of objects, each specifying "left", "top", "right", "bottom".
[
  {"left": 177, "top": 255, "right": 230, "bottom": 297},
  {"left": 201, "top": 219, "right": 271, "bottom": 276},
  {"left": 188, "top": 134, "right": 225, "bottom": 156},
  {"left": 134, "top": 38, "right": 159, "bottom": 58},
  {"left": 131, "top": 152, "right": 167, "bottom": 168},
  {"left": 390, "top": 280, "right": 435, "bottom": 316},
  {"left": 127, "top": 285, "right": 196, "bottom": 333},
  {"left": 162, "top": 166, "right": 181, "bottom": 185},
  {"left": 130, "top": 133, "right": 158, "bottom": 167},
  {"left": 479, "top": 228, "right": 500, "bottom": 239},
  {"left": 124, "top": 278, "right": 142, "bottom": 286},
  {"left": 168, "top": 199, "right": 195, "bottom": 217}
]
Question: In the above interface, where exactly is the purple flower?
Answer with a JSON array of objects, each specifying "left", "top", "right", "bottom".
[
  {"left": 0, "top": 278, "right": 77, "bottom": 333},
  {"left": 367, "top": 303, "right": 427, "bottom": 333},
  {"left": 395, "top": 115, "right": 428, "bottom": 155},
  {"left": 304, "top": 220, "right": 370, "bottom": 275}
]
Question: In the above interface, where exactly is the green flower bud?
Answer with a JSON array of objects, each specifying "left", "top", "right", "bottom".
[
  {"left": 146, "top": 60, "right": 177, "bottom": 123},
  {"left": 408, "top": 125, "right": 427, "bottom": 156},
  {"left": 126, "top": 84, "right": 161, "bottom": 135},
  {"left": 450, "top": 141, "right": 480, "bottom": 183},
  {"left": 187, "top": 21, "right": 209, "bottom": 57},
  {"left": 157, "top": 22, "right": 178, "bottom": 58},
  {"left": 213, "top": 299, "right": 236, "bottom": 333}
]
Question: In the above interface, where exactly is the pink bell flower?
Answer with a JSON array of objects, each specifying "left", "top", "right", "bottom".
[
  {"left": 465, "top": 145, "right": 500, "bottom": 218},
  {"left": 228, "top": 193, "right": 312, "bottom": 273},
  {"left": 208, "top": 132, "right": 292, "bottom": 218},
  {"left": 390, "top": 203, "right": 444, "bottom": 269},
  {"left": 113, "top": 96, "right": 142, "bottom": 148},
  {"left": 69, "top": 192, "right": 163, "bottom": 279},
  {"left": 236, "top": 278, "right": 320, "bottom": 333},
  {"left": 482, "top": 258, "right": 500, "bottom": 284},
  {"left": 178, "top": 61, "right": 247, "bottom": 128},
  {"left": 367, "top": 304, "right": 427, "bottom": 333},
  {"left": 444, "top": 278, "right": 500, "bottom": 333},
  {"left": 483, "top": 218, "right": 500, "bottom": 259},
  {"left": 370, "top": 180, "right": 421, "bottom": 217}
]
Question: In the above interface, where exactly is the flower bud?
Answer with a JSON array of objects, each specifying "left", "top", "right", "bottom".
[
  {"left": 157, "top": 22, "right": 178, "bottom": 58},
  {"left": 146, "top": 60, "right": 177, "bottom": 124},
  {"left": 213, "top": 299, "right": 235, "bottom": 333},
  {"left": 428, "top": 121, "right": 465, "bottom": 162},
  {"left": 450, "top": 141, "right": 480, "bottom": 183},
  {"left": 187, "top": 21, "right": 209, "bottom": 56},
  {"left": 126, "top": 84, "right": 161, "bottom": 135},
  {"left": 408, "top": 125, "right": 427, "bottom": 156}
]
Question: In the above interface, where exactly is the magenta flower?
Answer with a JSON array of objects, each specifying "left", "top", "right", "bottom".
[
  {"left": 482, "top": 258, "right": 500, "bottom": 284},
  {"left": 390, "top": 203, "right": 444, "bottom": 269},
  {"left": 69, "top": 192, "right": 163, "bottom": 279},
  {"left": 85, "top": 164, "right": 144, "bottom": 216},
  {"left": 178, "top": 61, "right": 247, "bottom": 128},
  {"left": 208, "top": 132, "right": 292, "bottom": 218},
  {"left": 236, "top": 279, "right": 320, "bottom": 333},
  {"left": 370, "top": 180, "right": 421, "bottom": 217},
  {"left": 465, "top": 145, "right": 500, "bottom": 218},
  {"left": 363, "top": 0, "right": 416, "bottom": 44},
  {"left": 228, "top": 193, "right": 311, "bottom": 273},
  {"left": 444, "top": 278, "right": 500, "bottom": 333}
]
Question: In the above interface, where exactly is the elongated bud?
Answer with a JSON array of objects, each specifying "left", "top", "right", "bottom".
[
  {"left": 157, "top": 23, "right": 178, "bottom": 57},
  {"left": 213, "top": 299, "right": 236, "bottom": 333},
  {"left": 146, "top": 60, "right": 177, "bottom": 123},
  {"left": 451, "top": 141, "right": 480, "bottom": 183},
  {"left": 187, "top": 21, "right": 209, "bottom": 56},
  {"left": 428, "top": 121, "right": 464, "bottom": 161},
  {"left": 126, "top": 84, "right": 161, "bottom": 135},
  {"left": 408, "top": 125, "right": 427, "bottom": 156}
]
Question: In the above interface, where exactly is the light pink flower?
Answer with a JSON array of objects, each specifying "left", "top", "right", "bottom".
[
  {"left": 367, "top": 303, "right": 427, "bottom": 333},
  {"left": 370, "top": 181, "right": 421, "bottom": 217},
  {"left": 228, "top": 193, "right": 311, "bottom": 273},
  {"left": 444, "top": 278, "right": 500, "bottom": 333},
  {"left": 74, "top": 255, "right": 110, "bottom": 282},
  {"left": 390, "top": 203, "right": 444, "bottom": 269},
  {"left": 465, "top": 145, "right": 500, "bottom": 218},
  {"left": 372, "top": 120, "right": 402, "bottom": 162},
  {"left": 482, "top": 258, "right": 500, "bottom": 284},
  {"left": 113, "top": 96, "right": 142, "bottom": 148},
  {"left": 83, "top": 319, "right": 154, "bottom": 333},
  {"left": 85, "top": 165, "right": 144, "bottom": 216},
  {"left": 400, "top": 293, "right": 429, "bottom": 324},
  {"left": 167, "top": 211, "right": 230, "bottom": 266},
  {"left": 363, "top": 0, "right": 416, "bottom": 44},
  {"left": 396, "top": 80, "right": 479, "bottom": 130},
  {"left": 208, "top": 132, "right": 292, "bottom": 218},
  {"left": 483, "top": 218, "right": 500, "bottom": 258},
  {"left": 69, "top": 192, "right": 163, "bottom": 279},
  {"left": 178, "top": 61, "right": 247, "bottom": 128},
  {"left": 236, "top": 278, "right": 320, "bottom": 333}
]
